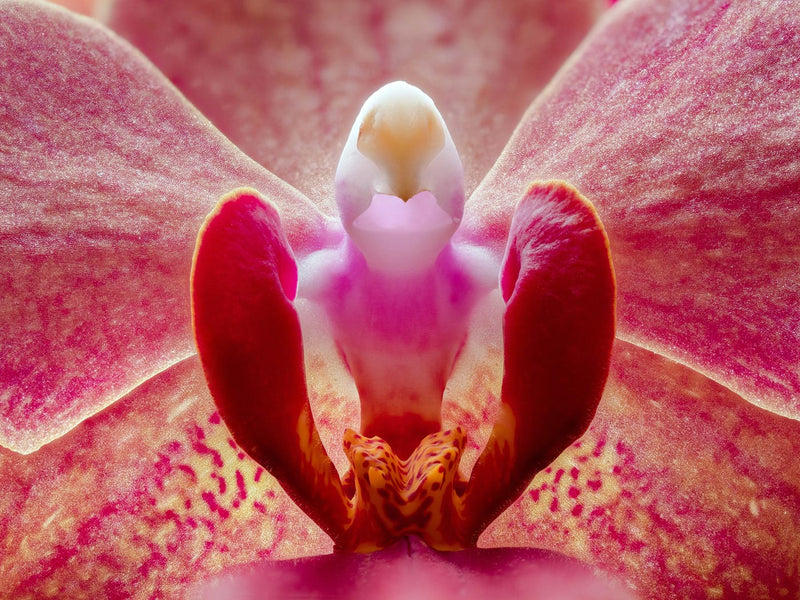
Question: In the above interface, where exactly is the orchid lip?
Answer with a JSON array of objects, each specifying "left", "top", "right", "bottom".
[{"left": 192, "top": 176, "right": 615, "bottom": 553}]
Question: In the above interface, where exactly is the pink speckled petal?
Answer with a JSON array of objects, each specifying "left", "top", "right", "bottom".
[
  {"left": 462, "top": 0, "right": 800, "bottom": 417},
  {"left": 0, "top": 1, "right": 328, "bottom": 453},
  {"left": 484, "top": 341, "right": 800, "bottom": 599},
  {"left": 106, "top": 0, "right": 606, "bottom": 211},
  {"left": 195, "top": 537, "right": 635, "bottom": 600},
  {"left": 0, "top": 358, "right": 331, "bottom": 598}
]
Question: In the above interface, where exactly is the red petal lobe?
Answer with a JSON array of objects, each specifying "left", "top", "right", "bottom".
[
  {"left": 464, "top": 181, "right": 615, "bottom": 540},
  {"left": 191, "top": 189, "right": 350, "bottom": 543}
]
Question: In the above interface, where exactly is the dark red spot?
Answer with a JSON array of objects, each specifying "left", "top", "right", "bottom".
[
  {"left": 201, "top": 491, "right": 230, "bottom": 519},
  {"left": 254, "top": 467, "right": 264, "bottom": 482},
  {"left": 587, "top": 479, "right": 602, "bottom": 492},
  {"left": 210, "top": 412, "right": 221, "bottom": 424},
  {"left": 550, "top": 498, "right": 559, "bottom": 512},
  {"left": 236, "top": 470, "right": 247, "bottom": 500},
  {"left": 194, "top": 425, "right": 206, "bottom": 440},
  {"left": 529, "top": 489, "right": 540, "bottom": 502},
  {"left": 570, "top": 467, "right": 580, "bottom": 480},
  {"left": 572, "top": 504, "right": 584, "bottom": 517},
  {"left": 216, "top": 473, "right": 228, "bottom": 494},
  {"left": 554, "top": 469, "right": 564, "bottom": 484},
  {"left": 227, "top": 438, "right": 238, "bottom": 449},
  {"left": 253, "top": 501, "right": 266, "bottom": 513},
  {"left": 178, "top": 464, "right": 197, "bottom": 482},
  {"left": 193, "top": 442, "right": 224, "bottom": 468},
  {"left": 568, "top": 486, "right": 580, "bottom": 498},
  {"left": 593, "top": 438, "right": 606, "bottom": 457}
]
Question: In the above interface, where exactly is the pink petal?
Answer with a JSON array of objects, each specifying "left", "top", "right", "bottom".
[
  {"left": 462, "top": 0, "right": 800, "bottom": 417},
  {"left": 0, "top": 358, "right": 330, "bottom": 597},
  {"left": 45, "top": 0, "right": 95, "bottom": 15},
  {"left": 0, "top": 1, "right": 327, "bottom": 453},
  {"left": 106, "top": 0, "right": 606, "bottom": 210},
  {"left": 195, "top": 537, "right": 635, "bottom": 600},
  {"left": 483, "top": 341, "right": 800, "bottom": 598}
]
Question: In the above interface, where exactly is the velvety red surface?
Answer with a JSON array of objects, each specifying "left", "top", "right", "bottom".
[
  {"left": 192, "top": 189, "right": 351, "bottom": 544},
  {"left": 463, "top": 181, "right": 615, "bottom": 540}
]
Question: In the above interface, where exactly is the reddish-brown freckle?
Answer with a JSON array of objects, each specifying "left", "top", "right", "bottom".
[
  {"left": 554, "top": 469, "right": 564, "bottom": 484},
  {"left": 545, "top": 467, "right": 552, "bottom": 474},
  {"left": 194, "top": 425, "right": 205, "bottom": 440},
  {"left": 253, "top": 501, "right": 266, "bottom": 514},
  {"left": 593, "top": 438, "right": 606, "bottom": 457},
  {"left": 568, "top": 486, "right": 580, "bottom": 498},
  {"left": 227, "top": 438, "right": 237, "bottom": 449},
  {"left": 572, "top": 504, "right": 584, "bottom": 517},
  {"left": 570, "top": 467, "right": 580, "bottom": 480},
  {"left": 209, "top": 412, "right": 221, "bottom": 424},
  {"left": 550, "top": 498, "right": 559, "bottom": 512},
  {"left": 613, "top": 465, "right": 622, "bottom": 475},
  {"left": 184, "top": 499, "right": 192, "bottom": 510},
  {"left": 254, "top": 467, "right": 264, "bottom": 482},
  {"left": 587, "top": 479, "right": 602, "bottom": 492},
  {"left": 530, "top": 489, "right": 540, "bottom": 502},
  {"left": 232, "top": 500, "right": 240, "bottom": 509}
]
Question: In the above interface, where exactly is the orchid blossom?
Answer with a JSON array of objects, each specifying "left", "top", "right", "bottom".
[{"left": 2, "top": 0, "right": 800, "bottom": 598}]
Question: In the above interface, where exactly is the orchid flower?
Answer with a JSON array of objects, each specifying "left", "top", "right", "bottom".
[{"left": 2, "top": 0, "right": 799, "bottom": 598}]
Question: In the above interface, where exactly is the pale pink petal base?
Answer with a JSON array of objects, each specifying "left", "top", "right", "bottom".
[
  {"left": 107, "top": 0, "right": 606, "bottom": 210},
  {"left": 0, "top": 1, "right": 328, "bottom": 453},
  {"left": 193, "top": 537, "right": 635, "bottom": 600},
  {"left": 463, "top": 0, "right": 800, "bottom": 417}
]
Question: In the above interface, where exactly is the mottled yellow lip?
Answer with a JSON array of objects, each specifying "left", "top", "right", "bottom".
[{"left": 357, "top": 89, "right": 445, "bottom": 201}]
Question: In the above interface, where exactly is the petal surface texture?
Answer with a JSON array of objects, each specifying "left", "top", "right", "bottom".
[
  {"left": 484, "top": 341, "right": 800, "bottom": 599},
  {"left": 3, "top": 346, "right": 797, "bottom": 597},
  {"left": 0, "top": 2, "right": 326, "bottom": 453},
  {"left": 464, "top": 0, "right": 800, "bottom": 418},
  {"left": 106, "top": 0, "right": 606, "bottom": 210}
]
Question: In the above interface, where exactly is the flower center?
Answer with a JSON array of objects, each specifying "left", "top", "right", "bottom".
[{"left": 339, "top": 428, "right": 469, "bottom": 552}]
